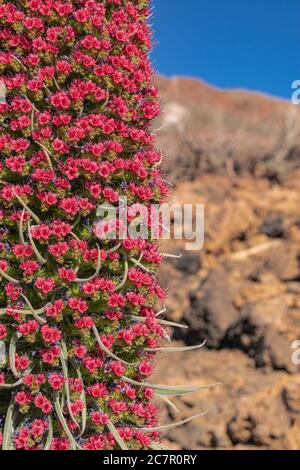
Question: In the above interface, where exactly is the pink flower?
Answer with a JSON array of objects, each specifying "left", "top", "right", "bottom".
[
  {"left": 74, "top": 316, "right": 94, "bottom": 330},
  {"left": 59, "top": 197, "right": 80, "bottom": 216},
  {"left": 20, "top": 260, "right": 39, "bottom": 276},
  {"left": 31, "top": 419, "right": 46, "bottom": 439},
  {"left": 108, "top": 293, "right": 126, "bottom": 308},
  {"left": 0, "top": 324, "right": 7, "bottom": 340},
  {"left": 50, "top": 92, "right": 70, "bottom": 110},
  {"left": 119, "top": 427, "right": 134, "bottom": 441},
  {"left": 91, "top": 412, "right": 109, "bottom": 426},
  {"left": 109, "top": 400, "right": 127, "bottom": 414},
  {"left": 58, "top": 267, "right": 77, "bottom": 282},
  {"left": 48, "top": 242, "right": 69, "bottom": 258},
  {"left": 31, "top": 224, "right": 51, "bottom": 241},
  {"left": 70, "top": 399, "right": 84, "bottom": 416},
  {"left": 68, "top": 297, "right": 88, "bottom": 313},
  {"left": 105, "top": 310, "right": 123, "bottom": 321},
  {"left": 34, "top": 394, "right": 52, "bottom": 414},
  {"left": 5, "top": 156, "right": 25, "bottom": 173},
  {"left": 135, "top": 431, "right": 151, "bottom": 447},
  {"left": 41, "top": 325, "right": 62, "bottom": 344},
  {"left": 51, "top": 438, "right": 70, "bottom": 451},
  {"left": 87, "top": 383, "right": 108, "bottom": 398},
  {"left": 48, "top": 374, "right": 65, "bottom": 391},
  {"left": 15, "top": 354, "right": 30, "bottom": 371},
  {"left": 74, "top": 344, "right": 87, "bottom": 359},
  {"left": 40, "top": 345, "right": 60, "bottom": 365},
  {"left": 12, "top": 244, "right": 33, "bottom": 258},
  {"left": 138, "top": 361, "right": 154, "bottom": 376},
  {"left": 35, "top": 277, "right": 55, "bottom": 294},
  {"left": 15, "top": 391, "right": 32, "bottom": 406},
  {"left": 109, "top": 361, "right": 125, "bottom": 377},
  {"left": 17, "top": 320, "right": 39, "bottom": 336},
  {"left": 45, "top": 299, "right": 64, "bottom": 318}
]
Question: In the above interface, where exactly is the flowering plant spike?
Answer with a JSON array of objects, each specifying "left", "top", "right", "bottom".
[{"left": 0, "top": 0, "right": 203, "bottom": 451}]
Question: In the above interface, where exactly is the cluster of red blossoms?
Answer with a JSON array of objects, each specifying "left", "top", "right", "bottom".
[{"left": 0, "top": 0, "right": 169, "bottom": 450}]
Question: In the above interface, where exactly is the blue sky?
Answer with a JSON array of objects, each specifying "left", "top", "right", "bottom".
[{"left": 151, "top": 0, "right": 300, "bottom": 99}]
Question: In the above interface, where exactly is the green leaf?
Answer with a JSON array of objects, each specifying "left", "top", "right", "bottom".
[
  {"left": 9, "top": 333, "right": 21, "bottom": 378},
  {"left": 155, "top": 382, "right": 220, "bottom": 397},
  {"left": 0, "top": 378, "right": 23, "bottom": 390},
  {"left": 74, "top": 244, "right": 102, "bottom": 283},
  {"left": 106, "top": 419, "right": 128, "bottom": 451},
  {"left": 129, "top": 315, "right": 188, "bottom": 329},
  {"left": 12, "top": 192, "right": 41, "bottom": 224},
  {"left": 27, "top": 220, "right": 46, "bottom": 264},
  {"left": 18, "top": 209, "right": 26, "bottom": 245},
  {"left": 54, "top": 396, "right": 82, "bottom": 450},
  {"left": 155, "top": 394, "right": 179, "bottom": 413},
  {"left": 0, "top": 268, "right": 20, "bottom": 285},
  {"left": 70, "top": 358, "right": 87, "bottom": 437},
  {"left": 92, "top": 324, "right": 132, "bottom": 366},
  {"left": 145, "top": 341, "right": 206, "bottom": 353},
  {"left": 114, "top": 256, "right": 129, "bottom": 291},
  {"left": 137, "top": 411, "right": 208, "bottom": 432},
  {"left": 2, "top": 400, "right": 15, "bottom": 450},
  {"left": 20, "top": 293, "right": 46, "bottom": 325},
  {"left": 44, "top": 417, "right": 53, "bottom": 450},
  {"left": 59, "top": 344, "right": 79, "bottom": 429},
  {"left": 121, "top": 376, "right": 199, "bottom": 395}
]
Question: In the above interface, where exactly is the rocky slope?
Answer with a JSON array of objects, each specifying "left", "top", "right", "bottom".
[
  {"left": 155, "top": 76, "right": 300, "bottom": 181},
  {"left": 153, "top": 77, "right": 300, "bottom": 450}
]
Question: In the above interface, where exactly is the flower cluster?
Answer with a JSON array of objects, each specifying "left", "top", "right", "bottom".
[{"left": 0, "top": 0, "right": 167, "bottom": 451}]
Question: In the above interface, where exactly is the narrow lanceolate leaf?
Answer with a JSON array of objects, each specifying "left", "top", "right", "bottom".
[
  {"left": 44, "top": 417, "right": 53, "bottom": 450},
  {"left": 34, "top": 141, "right": 53, "bottom": 170},
  {"left": 0, "top": 378, "right": 23, "bottom": 390},
  {"left": 156, "top": 394, "right": 180, "bottom": 413},
  {"left": 54, "top": 396, "right": 81, "bottom": 451},
  {"left": 27, "top": 220, "right": 46, "bottom": 264},
  {"left": 59, "top": 344, "right": 79, "bottom": 428},
  {"left": 155, "top": 382, "right": 220, "bottom": 397},
  {"left": 0, "top": 269, "right": 20, "bottom": 285},
  {"left": 92, "top": 324, "right": 132, "bottom": 366},
  {"left": 2, "top": 400, "right": 15, "bottom": 450},
  {"left": 71, "top": 360, "right": 87, "bottom": 437},
  {"left": 18, "top": 209, "right": 27, "bottom": 245},
  {"left": 12, "top": 192, "right": 41, "bottom": 224},
  {"left": 0, "top": 306, "right": 46, "bottom": 316},
  {"left": 129, "top": 257, "right": 151, "bottom": 272},
  {"left": 137, "top": 411, "right": 208, "bottom": 432},
  {"left": 145, "top": 340, "right": 206, "bottom": 353},
  {"left": 121, "top": 376, "right": 199, "bottom": 395},
  {"left": 130, "top": 315, "right": 188, "bottom": 329},
  {"left": 106, "top": 419, "right": 128, "bottom": 451},
  {"left": 114, "top": 256, "right": 129, "bottom": 291},
  {"left": 9, "top": 333, "right": 21, "bottom": 378},
  {"left": 20, "top": 293, "right": 46, "bottom": 325},
  {"left": 106, "top": 243, "right": 121, "bottom": 254},
  {"left": 74, "top": 245, "right": 101, "bottom": 283}
]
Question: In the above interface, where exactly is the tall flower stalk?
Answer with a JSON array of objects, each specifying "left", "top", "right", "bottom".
[{"left": 0, "top": 0, "right": 204, "bottom": 451}]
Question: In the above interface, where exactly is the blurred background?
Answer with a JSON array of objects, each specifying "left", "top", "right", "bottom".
[{"left": 151, "top": 0, "right": 300, "bottom": 450}]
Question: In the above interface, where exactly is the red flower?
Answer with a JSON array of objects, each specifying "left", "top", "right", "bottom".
[
  {"left": 48, "top": 374, "right": 65, "bottom": 391},
  {"left": 35, "top": 277, "right": 55, "bottom": 294},
  {"left": 41, "top": 325, "right": 62, "bottom": 344},
  {"left": 109, "top": 361, "right": 125, "bottom": 377},
  {"left": 0, "top": 324, "right": 7, "bottom": 340},
  {"left": 50, "top": 92, "right": 71, "bottom": 110}
]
